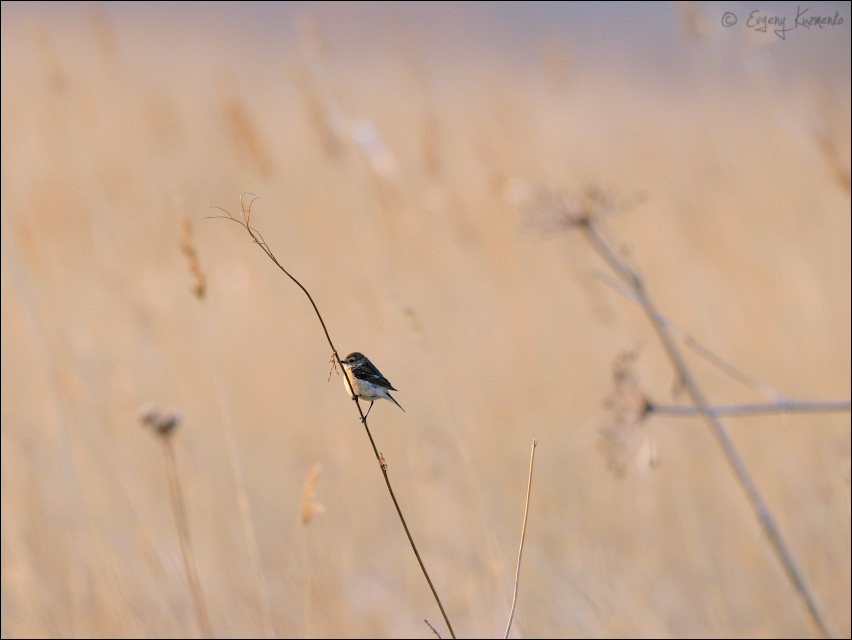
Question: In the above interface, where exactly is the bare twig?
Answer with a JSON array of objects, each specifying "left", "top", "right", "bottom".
[
  {"left": 577, "top": 212, "right": 835, "bottom": 638},
  {"left": 504, "top": 439, "right": 538, "bottom": 639},
  {"left": 140, "top": 408, "right": 212, "bottom": 639},
  {"left": 424, "top": 618, "right": 443, "bottom": 638},
  {"left": 531, "top": 188, "right": 835, "bottom": 637},
  {"left": 649, "top": 400, "right": 851, "bottom": 417},
  {"left": 599, "top": 351, "right": 848, "bottom": 475},
  {"left": 591, "top": 270, "right": 788, "bottom": 401},
  {"left": 211, "top": 194, "right": 456, "bottom": 638}
]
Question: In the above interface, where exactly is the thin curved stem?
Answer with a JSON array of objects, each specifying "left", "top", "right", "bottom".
[
  {"left": 211, "top": 195, "right": 456, "bottom": 638},
  {"left": 504, "top": 439, "right": 537, "bottom": 639}
]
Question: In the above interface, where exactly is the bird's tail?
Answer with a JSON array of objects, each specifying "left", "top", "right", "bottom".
[{"left": 387, "top": 393, "right": 405, "bottom": 412}]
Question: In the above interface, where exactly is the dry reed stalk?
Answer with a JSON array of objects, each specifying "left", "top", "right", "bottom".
[
  {"left": 179, "top": 217, "right": 206, "bottom": 299},
  {"left": 674, "top": 3, "right": 712, "bottom": 43},
  {"left": 541, "top": 41, "right": 573, "bottom": 94},
  {"left": 33, "top": 27, "right": 68, "bottom": 96},
  {"left": 812, "top": 87, "right": 851, "bottom": 195},
  {"left": 221, "top": 89, "right": 275, "bottom": 179},
  {"left": 210, "top": 194, "right": 456, "bottom": 638},
  {"left": 504, "top": 439, "right": 538, "bottom": 639},
  {"left": 394, "top": 36, "right": 441, "bottom": 176},
  {"left": 293, "top": 16, "right": 345, "bottom": 160},
  {"left": 139, "top": 407, "right": 212, "bottom": 639},
  {"left": 290, "top": 63, "right": 343, "bottom": 160},
  {"left": 420, "top": 109, "right": 441, "bottom": 176},
  {"left": 86, "top": 4, "right": 120, "bottom": 75},
  {"left": 814, "top": 131, "right": 851, "bottom": 195}
]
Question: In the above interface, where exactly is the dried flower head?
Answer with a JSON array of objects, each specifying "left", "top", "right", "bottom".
[
  {"left": 138, "top": 404, "right": 182, "bottom": 437},
  {"left": 598, "top": 349, "right": 655, "bottom": 476},
  {"left": 527, "top": 186, "right": 613, "bottom": 231}
]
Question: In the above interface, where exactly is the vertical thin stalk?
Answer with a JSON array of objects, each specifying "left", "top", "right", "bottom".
[
  {"left": 163, "top": 437, "right": 212, "bottom": 638},
  {"left": 504, "top": 439, "right": 537, "bottom": 639}
]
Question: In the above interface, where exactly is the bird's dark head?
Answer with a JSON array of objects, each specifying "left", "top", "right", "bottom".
[{"left": 342, "top": 352, "right": 365, "bottom": 366}]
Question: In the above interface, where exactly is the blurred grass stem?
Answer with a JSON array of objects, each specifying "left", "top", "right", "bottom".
[
  {"left": 650, "top": 400, "right": 851, "bottom": 417},
  {"left": 504, "top": 439, "right": 537, "bottom": 639},
  {"left": 162, "top": 435, "right": 212, "bottom": 638}
]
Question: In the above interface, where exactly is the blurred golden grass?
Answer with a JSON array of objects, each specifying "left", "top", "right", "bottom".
[{"left": 1, "top": 4, "right": 850, "bottom": 638}]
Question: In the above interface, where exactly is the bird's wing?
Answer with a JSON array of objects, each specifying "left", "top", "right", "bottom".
[{"left": 352, "top": 361, "right": 397, "bottom": 391}]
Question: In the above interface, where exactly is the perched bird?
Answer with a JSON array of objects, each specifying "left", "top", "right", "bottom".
[{"left": 339, "top": 352, "right": 405, "bottom": 419}]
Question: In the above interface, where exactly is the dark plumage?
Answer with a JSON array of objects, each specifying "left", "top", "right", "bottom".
[{"left": 340, "top": 352, "right": 405, "bottom": 415}]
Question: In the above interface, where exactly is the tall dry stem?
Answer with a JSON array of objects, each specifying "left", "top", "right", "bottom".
[
  {"left": 140, "top": 407, "right": 212, "bottom": 639},
  {"left": 210, "top": 194, "right": 456, "bottom": 638}
]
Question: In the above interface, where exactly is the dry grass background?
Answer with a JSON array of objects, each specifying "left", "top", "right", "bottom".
[{"left": 1, "top": 2, "right": 850, "bottom": 638}]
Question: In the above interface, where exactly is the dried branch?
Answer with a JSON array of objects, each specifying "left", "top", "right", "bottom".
[
  {"left": 210, "top": 194, "right": 456, "bottom": 638},
  {"left": 424, "top": 618, "right": 443, "bottom": 638},
  {"left": 591, "top": 269, "right": 788, "bottom": 402},
  {"left": 585, "top": 215, "right": 835, "bottom": 639},
  {"left": 534, "top": 188, "right": 836, "bottom": 638},
  {"left": 649, "top": 400, "right": 851, "bottom": 417},
  {"left": 599, "top": 350, "right": 848, "bottom": 475}
]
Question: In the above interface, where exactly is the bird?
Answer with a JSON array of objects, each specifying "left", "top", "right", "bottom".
[{"left": 339, "top": 352, "right": 405, "bottom": 420}]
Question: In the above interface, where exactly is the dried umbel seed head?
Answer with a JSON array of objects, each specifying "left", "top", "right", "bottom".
[
  {"left": 138, "top": 404, "right": 182, "bottom": 436},
  {"left": 598, "top": 349, "right": 655, "bottom": 476},
  {"left": 526, "top": 186, "right": 613, "bottom": 231}
]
